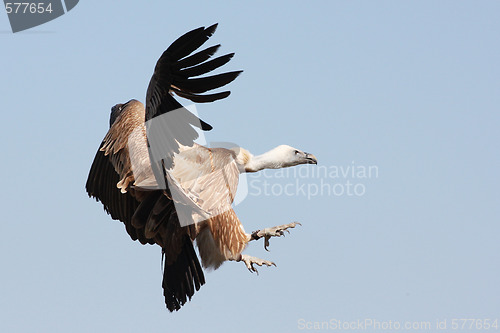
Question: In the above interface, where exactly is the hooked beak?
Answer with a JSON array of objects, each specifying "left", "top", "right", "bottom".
[{"left": 304, "top": 152, "right": 318, "bottom": 165}]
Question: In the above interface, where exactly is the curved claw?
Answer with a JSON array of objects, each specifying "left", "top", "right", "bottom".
[
  {"left": 247, "top": 264, "right": 258, "bottom": 274},
  {"left": 261, "top": 222, "right": 302, "bottom": 251},
  {"left": 241, "top": 254, "right": 276, "bottom": 275},
  {"left": 264, "top": 235, "right": 271, "bottom": 251}
]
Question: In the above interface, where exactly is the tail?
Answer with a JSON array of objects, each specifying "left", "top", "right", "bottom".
[{"left": 162, "top": 235, "right": 205, "bottom": 312}]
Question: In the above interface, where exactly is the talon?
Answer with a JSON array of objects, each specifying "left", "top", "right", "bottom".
[
  {"left": 240, "top": 255, "right": 275, "bottom": 275},
  {"left": 264, "top": 236, "right": 271, "bottom": 251},
  {"left": 253, "top": 222, "right": 302, "bottom": 250}
]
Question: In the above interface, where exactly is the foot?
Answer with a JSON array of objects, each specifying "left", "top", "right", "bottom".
[
  {"left": 239, "top": 254, "right": 276, "bottom": 274},
  {"left": 251, "top": 222, "right": 302, "bottom": 251}
]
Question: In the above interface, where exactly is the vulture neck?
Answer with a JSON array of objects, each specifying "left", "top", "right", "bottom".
[{"left": 244, "top": 149, "right": 287, "bottom": 173}]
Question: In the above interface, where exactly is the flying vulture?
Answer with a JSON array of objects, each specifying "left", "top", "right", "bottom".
[{"left": 86, "top": 24, "right": 317, "bottom": 312}]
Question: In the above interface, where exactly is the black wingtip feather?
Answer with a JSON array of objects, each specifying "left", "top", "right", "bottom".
[
  {"left": 147, "top": 23, "right": 239, "bottom": 122},
  {"left": 166, "top": 26, "right": 205, "bottom": 55},
  {"left": 205, "top": 23, "right": 218, "bottom": 37},
  {"left": 169, "top": 24, "right": 219, "bottom": 62},
  {"left": 174, "top": 71, "right": 242, "bottom": 94},
  {"left": 171, "top": 88, "right": 232, "bottom": 104},
  {"left": 178, "top": 53, "right": 235, "bottom": 78},
  {"left": 173, "top": 45, "right": 221, "bottom": 71}
]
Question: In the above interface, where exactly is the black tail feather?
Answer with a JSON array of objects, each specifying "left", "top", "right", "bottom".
[{"left": 162, "top": 235, "right": 205, "bottom": 312}]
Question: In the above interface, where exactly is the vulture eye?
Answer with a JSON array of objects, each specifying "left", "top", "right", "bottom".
[{"left": 294, "top": 150, "right": 300, "bottom": 155}]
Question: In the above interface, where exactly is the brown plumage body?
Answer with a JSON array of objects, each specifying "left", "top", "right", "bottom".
[{"left": 86, "top": 24, "right": 316, "bottom": 312}]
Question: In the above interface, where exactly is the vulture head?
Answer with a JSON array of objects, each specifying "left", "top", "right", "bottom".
[
  {"left": 242, "top": 144, "right": 317, "bottom": 172},
  {"left": 270, "top": 145, "right": 318, "bottom": 167}
]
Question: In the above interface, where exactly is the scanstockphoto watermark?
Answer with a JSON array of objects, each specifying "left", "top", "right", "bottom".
[
  {"left": 298, "top": 318, "right": 432, "bottom": 331},
  {"left": 248, "top": 162, "right": 379, "bottom": 199},
  {"left": 297, "top": 318, "right": 499, "bottom": 331}
]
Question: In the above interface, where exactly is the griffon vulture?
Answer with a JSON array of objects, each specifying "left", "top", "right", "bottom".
[{"left": 86, "top": 24, "right": 317, "bottom": 312}]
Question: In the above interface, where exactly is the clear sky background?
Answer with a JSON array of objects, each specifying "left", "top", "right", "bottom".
[{"left": 1, "top": 1, "right": 499, "bottom": 332}]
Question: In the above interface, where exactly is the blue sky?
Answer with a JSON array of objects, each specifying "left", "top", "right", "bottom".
[{"left": 1, "top": 1, "right": 499, "bottom": 332}]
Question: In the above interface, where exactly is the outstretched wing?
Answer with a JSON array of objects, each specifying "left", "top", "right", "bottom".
[
  {"left": 144, "top": 23, "right": 242, "bottom": 170},
  {"left": 86, "top": 100, "right": 154, "bottom": 245},
  {"left": 85, "top": 24, "right": 241, "bottom": 312}
]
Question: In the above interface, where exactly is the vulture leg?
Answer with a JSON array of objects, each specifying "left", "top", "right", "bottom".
[
  {"left": 250, "top": 222, "right": 302, "bottom": 251},
  {"left": 229, "top": 254, "right": 276, "bottom": 274}
]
